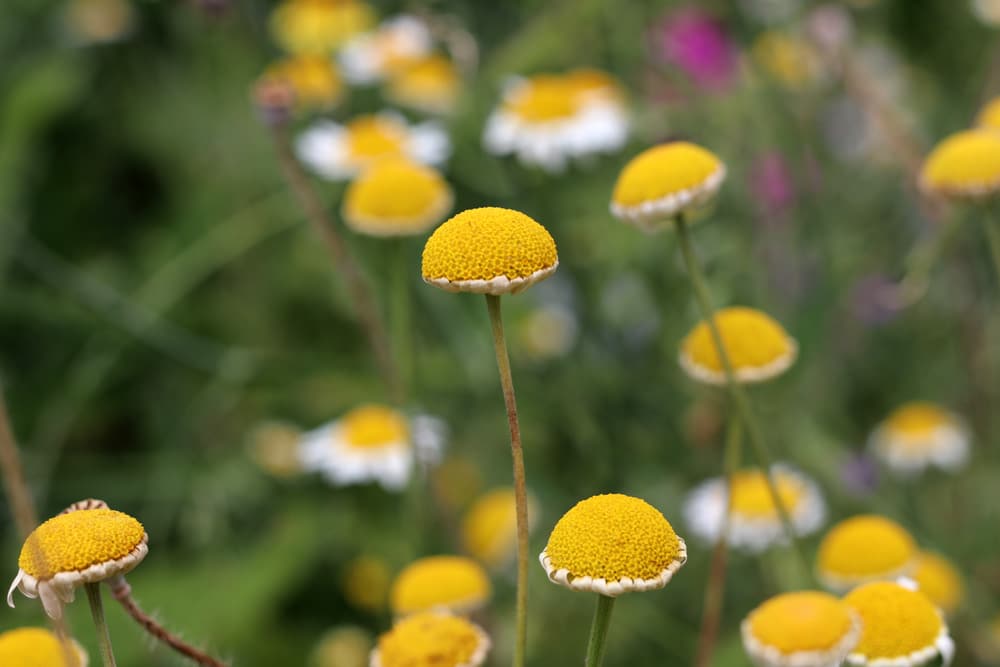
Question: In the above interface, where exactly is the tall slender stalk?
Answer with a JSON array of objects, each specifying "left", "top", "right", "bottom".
[
  {"left": 673, "top": 215, "right": 811, "bottom": 580},
  {"left": 693, "top": 418, "right": 743, "bottom": 667},
  {"left": 584, "top": 595, "right": 616, "bottom": 667},
  {"left": 981, "top": 207, "right": 1000, "bottom": 295},
  {"left": 391, "top": 238, "right": 413, "bottom": 401},
  {"left": 85, "top": 583, "right": 117, "bottom": 667},
  {"left": 268, "top": 125, "right": 402, "bottom": 405},
  {"left": 485, "top": 294, "right": 530, "bottom": 667}
]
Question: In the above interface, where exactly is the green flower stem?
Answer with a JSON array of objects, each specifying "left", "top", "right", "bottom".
[
  {"left": 693, "top": 418, "right": 743, "bottom": 667},
  {"left": 85, "top": 583, "right": 117, "bottom": 667},
  {"left": 391, "top": 238, "right": 413, "bottom": 402},
  {"left": 674, "top": 215, "right": 811, "bottom": 583},
  {"left": 485, "top": 294, "right": 530, "bottom": 667},
  {"left": 585, "top": 595, "right": 616, "bottom": 667}
]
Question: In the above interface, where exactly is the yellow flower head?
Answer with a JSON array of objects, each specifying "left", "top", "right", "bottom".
[
  {"left": 262, "top": 55, "right": 343, "bottom": 110},
  {"left": 870, "top": 402, "right": 969, "bottom": 476},
  {"left": 843, "top": 581, "right": 954, "bottom": 666},
  {"left": 432, "top": 457, "right": 483, "bottom": 513},
  {"left": 913, "top": 551, "right": 964, "bottom": 616},
  {"left": 341, "top": 404, "right": 410, "bottom": 450},
  {"left": 386, "top": 55, "right": 461, "bottom": 115},
  {"left": 461, "top": 487, "right": 528, "bottom": 569},
  {"left": 816, "top": 515, "right": 917, "bottom": 592},
  {"left": 311, "top": 626, "right": 371, "bottom": 667},
  {"left": 752, "top": 31, "right": 821, "bottom": 88},
  {"left": 610, "top": 142, "right": 726, "bottom": 231},
  {"left": 7, "top": 507, "right": 148, "bottom": 619},
  {"left": 564, "top": 68, "right": 626, "bottom": 104},
  {"left": 269, "top": 0, "right": 375, "bottom": 55},
  {"left": 540, "top": 493, "right": 687, "bottom": 596},
  {"left": 503, "top": 75, "right": 581, "bottom": 122},
  {"left": 977, "top": 96, "right": 1000, "bottom": 131},
  {"left": 343, "top": 158, "right": 453, "bottom": 237},
  {"left": 247, "top": 421, "right": 303, "bottom": 478},
  {"left": 920, "top": 129, "right": 1000, "bottom": 199},
  {"left": 421, "top": 207, "right": 558, "bottom": 295},
  {"left": 741, "top": 591, "right": 860, "bottom": 667},
  {"left": 371, "top": 611, "right": 491, "bottom": 667},
  {"left": 341, "top": 555, "right": 391, "bottom": 612},
  {"left": 390, "top": 556, "right": 492, "bottom": 616},
  {"left": 679, "top": 307, "right": 798, "bottom": 385},
  {"left": 0, "top": 627, "right": 88, "bottom": 667}
]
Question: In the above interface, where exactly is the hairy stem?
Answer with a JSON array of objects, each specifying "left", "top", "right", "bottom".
[{"left": 86, "top": 583, "right": 116, "bottom": 667}]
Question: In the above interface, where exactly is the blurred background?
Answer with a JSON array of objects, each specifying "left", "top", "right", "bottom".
[{"left": 2, "top": 0, "right": 1000, "bottom": 664}]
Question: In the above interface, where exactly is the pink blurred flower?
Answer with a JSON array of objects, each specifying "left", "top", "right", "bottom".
[
  {"left": 652, "top": 8, "right": 740, "bottom": 93},
  {"left": 749, "top": 152, "right": 796, "bottom": 220}
]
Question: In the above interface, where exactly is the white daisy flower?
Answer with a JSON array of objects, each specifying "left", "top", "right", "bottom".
[
  {"left": 295, "top": 111, "right": 450, "bottom": 180},
  {"left": 482, "top": 69, "right": 630, "bottom": 173},
  {"left": 869, "top": 402, "right": 970, "bottom": 476},
  {"left": 298, "top": 404, "right": 447, "bottom": 491},
  {"left": 683, "top": 464, "right": 826, "bottom": 553},
  {"left": 339, "top": 15, "right": 433, "bottom": 85}
]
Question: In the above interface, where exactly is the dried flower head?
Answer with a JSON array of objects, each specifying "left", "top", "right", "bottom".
[
  {"left": 920, "top": 129, "right": 1000, "bottom": 199},
  {"left": 390, "top": 556, "right": 492, "bottom": 617},
  {"left": 421, "top": 207, "right": 558, "bottom": 295},
  {"left": 741, "top": 591, "right": 861, "bottom": 667},
  {"left": 343, "top": 158, "right": 453, "bottom": 237},
  {"left": 679, "top": 307, "right": 798, "bottom": 385},
  {"left": 815, "top": 515, "right": 917, "bottom": 592},
  {"left": 370, "top": 611, "right": 491, "bottom": 667},
  {"left": 0, "top": 627, "right": 88, "bottom": 667},
  {"left": 539, "top": 493, "right": 686, "bottom": 597},
  {"left": 913, "top": 551, "right": 964, "bottom": 616},
  {"left": 869, "top": 402, "right": 969, "bottom": 476}
]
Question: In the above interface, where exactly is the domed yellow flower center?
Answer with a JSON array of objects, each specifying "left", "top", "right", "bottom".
[
  {"left": 730, "top": 469, "right": 804, "bottom": 518},
  {"left": 977, "top": 96, "right": 1000, "bottom": 130},
  {"left": 343, "top": 159, "right": 451, "bottom": 231},
  {"left": 391, "top": 55, "right": 459, "bottom": 97},
  {"left": 269, "top": 0, "right": 375, "bottom": 55},
  {"left": 914, "top": 551, "right": 964, "bottom": 615},
  {"left": 681, "top": 306, "right": 795, "bottom": 375},
  {"left": 19, "top": 509, "right": 146, "bottom": 580},
  {"left": 345, "top": 116, "right": 407, "bottom": 162},
  {"left": 340, "top": 405, "right": 409, "bottom": 449},
  {"left": 884, "top": 402, "right": 950, "bottom": 439},
  {"left": 921, "top": 129, "right": 1000, "bottom": 194},
  {"left": 844, "top": 582, "right": 944, "bottom": 659},
  {"left": 265, "top": 55, "right": 342, "bottom": 108},
  {"left": 421, "top": 207, "right": 558, "bottom": 283},
  {"left": 544, "top": 493, "right": 683, "bottom": 582},
  {"left": 817, "top": 515, "right": 916, "bottom": 579},
  {"left": 342, "top": 555, "right": 391, "bottom": 612},
  {"left": 390, "top": 556, "right": 492, "bottom": 615},
  {"left": 612, "top": 142, "right": 724, "bottom": 208},
  {"left": 506, "top": 76, "right": 581, "bottom": 122},
  {"left": 0, "top": 627, "right": 86, "bottom": 667},
  {"left": 377, "top": 612, "right": 484, "bottom": 667},
  {"left": 462, "top": 488, "right": 517, "bottom": 566},
  {"left": 748, "top": 591, "right": 855, "bottom": 653}
]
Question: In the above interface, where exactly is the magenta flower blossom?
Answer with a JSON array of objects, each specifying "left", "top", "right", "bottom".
[{"left": 652, "top": 8, "right": 740, "bottom": 93}]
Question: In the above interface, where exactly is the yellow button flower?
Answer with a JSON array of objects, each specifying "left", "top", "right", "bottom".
[
  {"left": 540, "top": 493, "right": 687, "bottom": 596},
  {"left": 0, "top": 627, "right": 89, "bottom": 667},
  {"left": 341, "top": 555, "right": 391, "bottom": 612},
  {"left": 679, "top": 306, "right": 798, "bottom": 385},
  {"left": 843, "top": 581, "right": 954, "bottom": 667},
  {"left": 422, "top": 207, "right": 558, "bottom": 295},
  {"left": 610, "top": 142, "right": 727, "bottom": 231},
  {"left": 386, "top": 55, "right": 462, "bottom": 115},
  {"left": 920, "top": 129, "right": 1000, "bottom": 199},
  {"left": 977, "top": 96, "right": 1000, "bottom": 131},
  {"left": 869, "top": 402, "right": 969, "bottom": 476},
  {"left": 684, "top": 465, "right": 826, "bottom": 553},
  {"left": 741, "top": 591, "right": 860, "bottom": 667},
  {"left": 913, "top": 551, "right": 964, "bottom": 616},
  {"left": 390, "top": 556, "right": 492, "bottom": 617},
  {"left": 262, "top": 55, "right": 343, "bottom": 110},
  {"left": 269, "top": 0, "right": 375, "bottom": 55},
  {"left": 816, "top": 515, "right": 917, "bottom": 592},
  {"left": 370, "top": 611, "right": 491, "bottom": 667},
  {"left": 343, "top": 159, "right": 453, "bottom": 237},
  {"left": 7, "top": 507, "right": 148, "bottom": 619}
]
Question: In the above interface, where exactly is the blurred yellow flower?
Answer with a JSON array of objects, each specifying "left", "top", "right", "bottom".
[
  {"left": 976, "top": 96, "right": 1000, "bottom": 130},
  {"left": 869, "top": 402, "right": 969, "bottom": 476},
  {"left": 431, "top": 457, "right": 483, "bottom": 513},
  {"left": 341, "top": 555, "right": 391, "bottom": 612},
  {"left": 913, "top": 551, "right": 964, "bottom": 616},
  {"left": 920, "top": 129, "right": 1000, "bottom": 199},
  {"left": 386, "top": 55, "right": 462, "bottom": 115},
  {"left": 340, "top": 15, "right": 434, "bottom": 84},
  {"left": 343, "top": 158, "right": 453, "bottom": 237},
  {"left": 64, "top": 0, "right": 134, "bottom": 45},
  {"left": 311, "top": 626, "right": 372, "bottom": 667},
  {"left": 741, "top": 591, "right": 860, "bottom": 667},
  {"left": 371, "top": 612, "right": 491, "bottom": 667},
  {"left": 262, "top": 56, "right": 343, "bottom": 110},
  {"left": 462, "top": 487, "right": 536, "bottom": 569},
  {"left": 269, "top": 0, "right": 375, "bottom": 55},
  {"left": 247, "top": 421, "right": 303, "bottom": 478},
  {"left": 815, "top": 515, "right": 916, "bottom": 592},
  {"left": 390, "top": 555, "right": 492, "bottom": 616},
  {"left": 752, "top": 31, "right": 821, "bottom": 88},
  {"left": 0, "top": 627, "right": 88, "bottom": 667}
]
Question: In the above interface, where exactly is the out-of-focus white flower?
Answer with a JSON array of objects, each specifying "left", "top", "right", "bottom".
[
  {"left": 869, "top": 403, "right": 970, "bottom": 477},
  {"left": 339, "top": 15, "right": 433, "bottom": 84},
  {"left": 483, "top": 69, "right": 629, "bottom": 173},
  {"left": 974, "top": 0, "right": 1000, "bottom": 26},
  {"left": 295, "top": 112, "right": 450, "bottom": 180}
]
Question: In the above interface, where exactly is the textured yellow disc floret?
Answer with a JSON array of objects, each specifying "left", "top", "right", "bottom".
[
  {"left": 977, "top": 96, "right": 1000, "bottom": 131},
  {"left": 544, "top": 494, "right": 684, "bottom": 584},
  {"left": 462, "top": 488, "right": 517, "bottom": 567},
  {"left": 374, "top": 612, "right": 489, "bottom": 667},
  {"left": 387, "top": 55, "right": 460, "bottom": 115},
  {"left": 421, "top": 207, "right": 558, "bottom": 294},
  {"left": 390, "top": 556, "right": 492, "bottom": 616},
  {"left": 0, "top": 627, "right": 87, "bottom": 667},
  {"left": 343, "top": 159, "right": 452, "bottom": 236},
  {"left": 269, "top": 0, "right": 375, "bottom": 55},
  {"left": 679, "top": 307, "right": 797, "bottom": 384},
  {"left": 612, "top": 142, "right": 724, "bottom": 208},
  {"left": 914, "top": 551, "right": 964, "bottom": 615},
  {"left": 730, "top": 469, "right": 804, "bottom": 518},
  {"left": 844, "top": 582, "right": 945, "bottom": 661},
  {"left": 264, "top": 55, "right": 342, "bottom": 109},
  {"left": 747, "top": 591, "right": 856, "bottom": 653},
  {"left": 920, "top": 129, "right": 1000, "bottom": 198},
  {"left": 340, "top": 404, "right": 409, "bottom": 450},
  {"left": 883, "top": 402, "right": 951, "bottom": 441},
  {"left": 505, "top": 75, "right": 580, "bottom": 121},
  {"left": 816, "top": 515, "right": 916, "bottom": 588},
  {"left": 345, "top": 115, "right": 408, "bottom": 162},
  {"left": 19, "top": 509, "right": 146, "bottom": 580}
]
